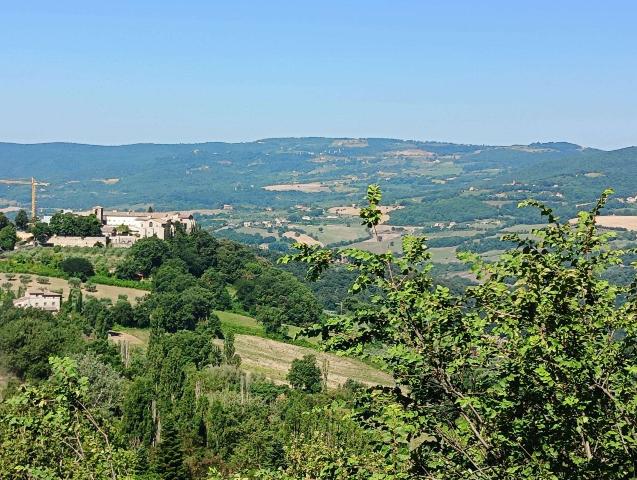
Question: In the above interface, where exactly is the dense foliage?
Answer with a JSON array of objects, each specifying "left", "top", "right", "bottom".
[
  {"left": 49, "top": 211, "right": 103, "bottom": 237},
  {"left": 284, "top": 185, "right": 637, "bottom": 479},
  {"left": 115, "top": 229, "right": 321, "bottom": 327}
]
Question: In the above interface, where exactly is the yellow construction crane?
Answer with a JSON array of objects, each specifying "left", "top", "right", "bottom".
[{"left": 0, "top": 177, "right": 50, "bottom": 221}]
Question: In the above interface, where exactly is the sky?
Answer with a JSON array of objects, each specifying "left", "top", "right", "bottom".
[{"left": 1, "top": 1, "right": 636, "bottom": 149}]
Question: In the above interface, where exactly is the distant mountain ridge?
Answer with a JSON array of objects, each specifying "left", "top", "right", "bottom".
[{"left": 0, "top": 138, "right": 635, "bottom": 222}]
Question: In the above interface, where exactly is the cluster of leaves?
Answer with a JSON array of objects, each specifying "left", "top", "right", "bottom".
[
  {"left": 60, "top": 256, "right": 96, "bottom": 280},
  {"left": 282, "top": 185, "right": 637, "bottom": 479},
  {"left": 0, "top": 357, "right": 135, "bottom": 478}
]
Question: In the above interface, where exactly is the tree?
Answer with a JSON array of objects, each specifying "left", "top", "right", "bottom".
[
  {"left": 73, "top": 351, "right": 125, "bottom": 415},
  {"left": 0, "top": 212, "right": 9, "bottom": 230},
  {"left": 150, "top": 287, "right": 220, "bottom": 333},
  {"left": 155, "top": 415, "right": 189, "bottom": 480},
  {"left": 287, "top": 354, "right": 322, "bottom": 393},
  {"left": 0, "top": 308, "right": 81, "bottom": 380},
  {"left": 67, "top": 285, "right": 83, "bottom": 313},
  {"left": 285, "top": 185, "right": 637, "bottom": 478},
  {"left": 223, "top": 332, "right": 241, "bottom": 366},
  {"left": 109, "top": 297, "right": 135, "bottom": 327},
  {"left": 117, "top": 236, "right": 170, "bottom": 279},
  {"left": 152, "top": 261, "right": 197, "bottom": 293},
  {"left": 235, "top": 266, "right": 321, "bottom": 326},
  {"left": 49, "top": 212, "right": 102, "bottom": 237},
  {"left": 200, "top": 268, "right": 232, "bottom": 310},
  {"left": 31, "top": 221, "right": 52, "bottom": 244},
  {"left": 14, "top": 209, "right": 29, "bottom": 231},
  {"left": 116, "top": 224, "right": 131, "bottom": 235},
  {"left": 0, "top": 224, "right": 17, "bottom": 251},
  {"left": 60, "top": 256, "right": 95, "bottom": 281},
  {"left": 256, "top": 305, "right": 285, "bottom": 335}
]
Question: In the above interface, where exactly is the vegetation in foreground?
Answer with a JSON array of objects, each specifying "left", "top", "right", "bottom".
[{"left": 2, "top": 186, "right": 637, "bottom": 478}]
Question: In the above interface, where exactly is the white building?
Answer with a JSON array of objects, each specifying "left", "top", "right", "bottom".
[
  {"left": 13, "top": 291, "right": 62, "bottom": 312},
  {"left": 91, "top": 207, "right": 196, "bottom": 240}
]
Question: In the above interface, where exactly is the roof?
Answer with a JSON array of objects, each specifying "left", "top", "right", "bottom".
[{"left": 26, "top": 291, "right": 62, "bottom": 298}]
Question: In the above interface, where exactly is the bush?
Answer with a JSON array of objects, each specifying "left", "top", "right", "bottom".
[{"left": 60, "top": 257, "right": 95, "bottom": 281}]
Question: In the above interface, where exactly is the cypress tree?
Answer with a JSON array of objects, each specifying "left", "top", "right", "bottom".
[{"left": 155, "top": 415, "right": 188, "bottom": 480}]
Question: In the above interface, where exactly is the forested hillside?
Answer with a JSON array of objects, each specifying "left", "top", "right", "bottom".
[
  {"left": 2, "top": 187, "right": 637, "bottom": 478},
  {"left": 1, "top": 138, "right": 635, "bottom": 223}
]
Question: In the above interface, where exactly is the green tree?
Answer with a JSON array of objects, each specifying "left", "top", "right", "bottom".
[
  {"left": 223, "top": 332, "right": 241, "bottom": 366},
  {"left": 287, "top": 354, "right": 322, "bottom": 393},
  {"left": 14, "top": 209, "right": 29, "bottom": 231},
  {"left": 200, "top": 268, "right": 232, "bottom": 310},
  {"left": 0, "top": 308, "right": 81, "bottom": 380},
  {"left": 49, "top": 212, "right": 102, "bottom": 237},
  {"left": 256, "top": 305, "right": 285, "bottom": 335},
  {"left": 155, "top": 415, "right": 189, "bottom": 480},
  {"left": 117, "top": 236, "right": 170, "bottom": 279},
  {"left": 0, "top": 224, "right": 17, "bottom": 251},
  {"left": 30, "top": 221, "right": 52, "bottom": 244},
  {"left": 60, "top": 256, "right": 95, "bottom": 281},
  {"left": 0, "top": 213, "right": 9, "bottom": 230},
  {"left": 285, "top": 185, "right": 637, "bottom": 478},
  {"left": 109, "top": 297, "right": 135, "bottom": 327}
]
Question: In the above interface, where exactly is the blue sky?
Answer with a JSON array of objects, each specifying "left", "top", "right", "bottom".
[{"left": 1, "top": 1, "right": 635, "bottom": 148}]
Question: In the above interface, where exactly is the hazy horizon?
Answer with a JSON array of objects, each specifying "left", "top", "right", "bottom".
[{"left": 0, "top": 136, "right": 635, "bottom": 151}]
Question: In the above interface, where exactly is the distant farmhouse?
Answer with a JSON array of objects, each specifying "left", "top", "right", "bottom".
[{"left": 13, "top": 291, "right": 62, "bottom": 312}]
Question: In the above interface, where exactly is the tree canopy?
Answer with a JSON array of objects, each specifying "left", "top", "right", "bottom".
[
  {"left": 283, "top": 185, "right": 637, "bottom": 479},
  {"left": 49, "top": 212, "right": 102, "bottom": 237}
]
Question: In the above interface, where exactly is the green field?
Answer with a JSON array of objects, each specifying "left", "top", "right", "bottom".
[{"left": 292, "top": 223, "right": 370, "bottom": 245}]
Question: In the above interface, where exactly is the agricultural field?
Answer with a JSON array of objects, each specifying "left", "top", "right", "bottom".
[
  {"left": 263, "top": 182, "right": 329, "bottom": 193},
  {"left": 282, "top": 231, "right": 322, "bottom": 246},
  {"left": 108, "top": 310, "right": 391, "bottom": 388},
  {"left": 0, "top": 273, "right": 148, "bottom": 304},
  {"left": 594, "top": 216, "right": 637, "bottom": 231},
  {"left": 219, "top": 334, "right": 393, "bottom": 388},
  {"left": 288, "top": 223, "right": 370, "bottom": 246}
]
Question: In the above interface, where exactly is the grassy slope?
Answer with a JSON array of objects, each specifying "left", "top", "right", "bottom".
[{"left": 111, "top": 311, "right": 393, "bottom": 388}]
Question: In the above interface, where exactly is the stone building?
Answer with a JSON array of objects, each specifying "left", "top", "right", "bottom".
[
  {"left": 13, "top": 291, "right": 62, "bottom": 312},
  {"left": 91, "top": 207, "right": 196, "bottom": 240}
]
